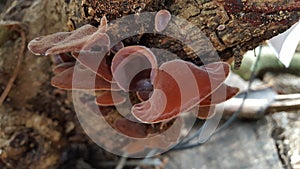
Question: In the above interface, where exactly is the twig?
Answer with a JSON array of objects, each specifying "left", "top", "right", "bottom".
[
  {"left": 77, "top": 159, "right": 96, "bottom": 169},
  {"left": 275, "top": 94, "right": 300, "bottom": 101},
  {"left": 0, "top": 21, "right": 26, "bottom": 106},
  {"left": 222, "top": 95, "right": 300, "bottom": 119},
  {"left": 100, "top": 158, "right": 162, "bottom": 168},
  {"left": 115, "top": 156, "right": 127, "bottom": 169},
  {"left": 267, "top": 98, "right": 300, "bottom": 113}
]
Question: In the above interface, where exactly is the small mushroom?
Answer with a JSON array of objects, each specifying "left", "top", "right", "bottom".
[
  {"left": 132, "top": 60, "right": 230, "bottom": 123},
  {"left": 96, "top": 91, "right": 126, "bottom": 106},
  {"left": 79, "top": 96, "right": 114, "bottom": 116},
  {"left": 129, "top": 69, "right": 153, "bottom": 92},
  {"left": 131, "top": 69, "right": 154, "bottom": 101},
  {"left": 52, "top": 53, "right": 75, "bottom": 65},
  {"left": 132, "top": 68, "right": 181, "bottom": 123},
  {"left": 155, "top": 9, "right": 171, "bottom": 32},
  {"left": 28, "top": 24, "right": 98, "bottom": 55},
  {"left": 27, "top": 15, "right": 110, "bottom": 56},
  {"left": 196, "top": 84, "right": 239, "bottom": 119},
  {"left": 136, "top": 91, "right": 152, "bottom": 101},
  {"left": 122, "top": 117, "right": 183, "bottom": 155},
  {"left": 196, "top": 105, "right": 216, "bottom": 119},
  {"left": 111, "top": 46, "right": 158, "bottom": 91},
  {"left": 114, "top": 118, "right": 148, "bottom": 138},
  {"left": 53, "top": 62, "right": 75, "bottom": 74},
  {"left": 199, "top": 84, "right": 239, "bottom": 106},
  {"left": 99, "top": 15, "right": 108, "bottom": 33},
  {"left": 51, "top": 65, "right": 120, "bottom": 91},
  {"left": 79, "top": 32, "right": 110, "bottom": 52},
  {"left": 135, "top": 83, "right": 238, "bottom": 120},
  {"left": 71, "top": 51, "right": 114, "bottom": 82},
  {"left": 110, "top": 41, "right": 124, "bottom": 54},
  {"left": 28, "top": 32, "right": 72, "bottom": 55}
]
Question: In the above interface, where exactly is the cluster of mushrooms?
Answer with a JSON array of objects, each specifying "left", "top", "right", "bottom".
[{"left": 27, "top": 10, "right": 239, "bottom": 141}]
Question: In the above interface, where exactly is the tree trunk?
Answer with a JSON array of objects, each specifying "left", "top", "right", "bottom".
[
  {"left": 66, "top": 0, "right": 300, "bottom": 66},
  {"left": 0, "top": 0, "right": 299, "bottom": 168}
]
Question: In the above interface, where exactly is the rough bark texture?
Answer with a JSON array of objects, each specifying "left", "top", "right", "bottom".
[
  {"left": 0, "top": 0, "right": 299, "bottom": 168},
  {"left": 65, "top": 0, "right": 300, "bottom": 66}
]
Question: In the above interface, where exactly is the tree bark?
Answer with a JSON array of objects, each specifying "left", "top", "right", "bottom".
[
  {"left": 0, "top": 0, "right": 299, "bottom": 168},
  {"left": 66, "top": 0, "right": 300, "bottom": 66}
]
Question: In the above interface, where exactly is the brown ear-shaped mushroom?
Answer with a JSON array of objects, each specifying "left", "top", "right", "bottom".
[
  {"left": 28, "top": 24, "right": 98, "bottom": 55},
  {"left": 80, "top": 33, "right": 110, "bottom": 52},
  {"left": 53, "top": 62, "right": 75, "bottom": 74},
  {"left": 28, "top": 16, "right": 109, "bottom": 55},
  {"left": 110, "top": 41, "right": 124, "bottom": 54},
  {"left": 46, "top": 32, "right": 110, "bottom": 55},
  {"left": 111, "top": 46, "right": 158, "bottom": 91},
  {"left": 155, "top": 9, "right": 171, "bottom": 32},
  {"left": 129, "top": 69, "right": 153, "bottom": 92},
  {"left": 132, "top": 68, "right": 181, "bottom": 123},
  {"left": 114, "top": 118, "right": 148, "bottom": 138},
  {"left": 95, "top": 91, "right": 126, "bottom": 106},
  {"left": 132, "top": 60, "right": 230, "bottom": 123},
  {"left": 99, "top": 15, "right": 108, "bottom": 33},
  {"left": 71, "top": 41, "right": 121, "bottom": 83},
  {"left": 71, "top": 51, "right": 114, "bottom": 82},
  {"left": 51, "top": 65, "right": 120, "bottom": 91},
  {"left": 196, "top": 84, "right": 239, "bottom": 119},
  {"left": 52, "top": 53, "right": 76, "bottom": 65},
  {"left": 196, "top": 105, "right": 216, "bottom": 119},
  {"left": 130, "top": 69, "right": 154, "bottom": 101},
  {"left": 136, "top": 81, "right": 240, "bottom": 103},
  {"left": 199, "top": 84, "right": 239, "bottom": 106},
  {"left": 78, "top": 96, "right": 115, "bottom": 116},
  {"left": 122, "top": 117, "right": 183, "bottom": 155},
  {"left": 136, "top": 91, "right": 152, "bottom": 101}
]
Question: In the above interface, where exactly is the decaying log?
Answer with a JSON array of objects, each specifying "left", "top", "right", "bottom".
[{"left": 65, "top": 0, "right": 300, "bottom": 67}]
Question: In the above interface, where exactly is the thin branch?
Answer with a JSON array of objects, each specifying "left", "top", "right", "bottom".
[
  {"left": 0, "top": 21, "right": 26, "bottom": 106},
  {"left": 222, "top": 94, "right": 300, "bottom": 119},
  {"left": 115, "top": 156, "right": 127, "bottom": 169},
  {"left": 99, "top": 158, "right": 163, "bottom": 168}
]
